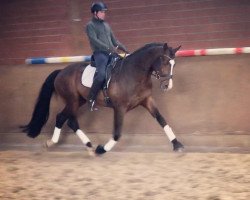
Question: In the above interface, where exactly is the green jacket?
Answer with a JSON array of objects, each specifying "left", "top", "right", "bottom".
[{"left": 86, "top": 17, "right": 126, "bottom": 53}]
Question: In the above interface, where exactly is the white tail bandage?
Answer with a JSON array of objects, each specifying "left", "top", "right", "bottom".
[
  {"left": 164, "top": 125, "right": 176, "bottom": 141},
  {"left": 51, "top": 127, "right": 61, "bottom": 143},
  {"left": 104, "top": 139, "right": 117, "bottom": 151},
  {"left": 76, "top": 129, "right": 90, "bottom": 145}
]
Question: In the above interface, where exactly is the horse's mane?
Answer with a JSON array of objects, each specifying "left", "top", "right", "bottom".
[{"left": 129, "top": 42, "right": 164, "bottom": 56}]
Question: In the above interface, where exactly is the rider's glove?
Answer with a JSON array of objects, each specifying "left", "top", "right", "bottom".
[{"left": 117, "top": 45, "right": 129, "bottom": 54}]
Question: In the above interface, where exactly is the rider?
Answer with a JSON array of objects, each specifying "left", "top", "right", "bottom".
[{"left": 85, "top": 2, "right": 128, "bottom": 111}]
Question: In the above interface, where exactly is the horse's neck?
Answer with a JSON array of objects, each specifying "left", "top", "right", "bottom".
[
  {"left": 113, "top": 46, "right": 162, "bottom": 83},
  {"left": 128, "top": 46, "right": 163, "bottom": 73}
]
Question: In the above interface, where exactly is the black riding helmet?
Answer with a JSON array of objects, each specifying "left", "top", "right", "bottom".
[{"left": 91, "top": 2, "right": 108, "bottom": 13}]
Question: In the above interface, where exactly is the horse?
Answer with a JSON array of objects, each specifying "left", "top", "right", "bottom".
[{"left": 21, "top": 42, "right": 184, "bottom": 155}]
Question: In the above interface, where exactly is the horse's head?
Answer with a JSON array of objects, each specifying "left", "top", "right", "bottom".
[{"left": 151, "top": 43, "right": 181, "bottom": 91}]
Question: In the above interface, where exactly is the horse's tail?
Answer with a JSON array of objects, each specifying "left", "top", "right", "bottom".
[{"left": 21, "top": 69, "right": 61, "bottom": 138}]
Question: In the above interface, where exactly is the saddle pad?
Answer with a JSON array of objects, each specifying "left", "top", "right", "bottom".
[{"left": 81, "top": 64, "right": 96, "bottom": 88}]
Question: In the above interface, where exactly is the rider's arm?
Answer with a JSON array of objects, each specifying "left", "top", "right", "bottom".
[
  {"left": 86, "top": 23, "right": 111, "bottom": 52},
  {"left": 108, "top": 25, "right": 128, "bottom": 53}
]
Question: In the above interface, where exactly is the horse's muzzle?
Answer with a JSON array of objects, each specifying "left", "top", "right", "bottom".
[{"left": 160, "top": 75, "right": 173, "bottom": 91}]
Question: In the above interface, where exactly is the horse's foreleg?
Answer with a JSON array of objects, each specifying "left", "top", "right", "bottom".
[
  {"left": 95, "top": 108, "right": 124, "bottom": 155},
  {"left": 142, "top": 97, "right": 184, "bottom": 152}
]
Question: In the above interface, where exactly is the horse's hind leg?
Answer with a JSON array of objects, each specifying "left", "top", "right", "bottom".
[
  {"left": 46, "top": 100, "right": 81, "bottom": 146},
  {"left": 142, "top": 96, "right": 184, "bottom": 152},
  {"left": 95, "top": 108, "right": 125, "bottom": 155},
  {"left": 67, "top": 117, "right": 94, "bottom": 156},
  {"left": 45, "top": 108, "right": 69, "bottom": 148}
]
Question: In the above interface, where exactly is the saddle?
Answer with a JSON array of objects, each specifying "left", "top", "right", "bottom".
[
  {"left": 81, "top": 53, "right": 121, "bottom": 106},
  {"left": 93, "top": 53, "right": 121, "bottom": 89}
]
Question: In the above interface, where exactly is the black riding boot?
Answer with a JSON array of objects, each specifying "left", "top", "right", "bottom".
[{"left": 87, "top": 79, "right": 103, "bottom": 111}]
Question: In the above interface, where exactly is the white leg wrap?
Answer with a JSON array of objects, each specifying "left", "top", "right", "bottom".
[
  {"left": 164, "top": 125, "right": 176, "bottom": 142},
  {"left": 51, "top": 127, "right": 61, "bottom": 143},
  {"left": 76, "top": 129, "right": 90, "bottom": 145},
  {"left": 104, "top": 139, "right": 117, "bottom": 152}
]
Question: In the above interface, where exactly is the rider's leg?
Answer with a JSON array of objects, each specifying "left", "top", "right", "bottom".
[
  {"left": 87, "top": 79, "right": 104, "bottom": 111},
  {"left": 87, "top": 51, "right": 109, "bottom": 111}
]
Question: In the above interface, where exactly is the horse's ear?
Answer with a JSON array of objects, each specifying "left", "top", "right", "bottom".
[
  {"left": 174, "top": 45, "right": 181, "bottom": 53},
  {"left": 163, "top": 43, "right": 169, "bottom": 52}
]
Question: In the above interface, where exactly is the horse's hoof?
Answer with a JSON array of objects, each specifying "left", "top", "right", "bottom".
[
  {"left": 45, "top": 140, "right": 55, "bottom": 148},
  {"left": 86, "top": 147, "right": 95, "bottom": 157},
  {"left": 175, "top": 147, "right": 184, "bottom": 153},
  {"left": 95, "top": 145, "right": 107, "bottom": 155},
  {"left": 172, "top": 139, "right": 184, "bottom": 152}
]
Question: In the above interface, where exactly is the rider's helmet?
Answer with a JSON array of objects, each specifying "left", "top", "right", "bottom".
[{"left": 91, "top": 2, "right": 108, "bottom": 13}]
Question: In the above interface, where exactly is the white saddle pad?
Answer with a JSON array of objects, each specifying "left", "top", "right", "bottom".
[{"left": 81, "top": 64, "right": 96, "bottom": 88}]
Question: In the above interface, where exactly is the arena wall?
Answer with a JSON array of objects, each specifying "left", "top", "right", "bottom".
[{"left": 1, "top": 0, "right": 250, "bottom": 65}]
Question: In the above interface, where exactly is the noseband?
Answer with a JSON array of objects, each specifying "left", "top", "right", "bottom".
[{"left": 152, "top": 55, "right": 175, "bottom": 91}]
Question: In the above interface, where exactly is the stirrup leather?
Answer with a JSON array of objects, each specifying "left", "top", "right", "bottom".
[{"left": 88, "top": 100, "right": 98, "bottom": 111}]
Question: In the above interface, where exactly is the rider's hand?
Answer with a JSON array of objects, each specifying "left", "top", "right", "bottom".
[
  {"left": 117, "top": 45, "right": 129, "bottom": 54},
  {"left": 109, "top": 47, "right": 119, "bottom": 55}
]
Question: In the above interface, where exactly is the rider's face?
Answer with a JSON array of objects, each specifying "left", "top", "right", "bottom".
[{"left": 96, "top": 11, "right": 106, "bottom": 20}]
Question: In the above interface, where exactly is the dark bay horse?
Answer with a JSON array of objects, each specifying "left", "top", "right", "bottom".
[{"left": 22, "top": 42, "right": 184, "bottom": 155}]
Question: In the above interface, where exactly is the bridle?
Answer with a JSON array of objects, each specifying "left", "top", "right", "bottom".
[{"left": 152, "top": 54, "right": 176, "bottom": 91}]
